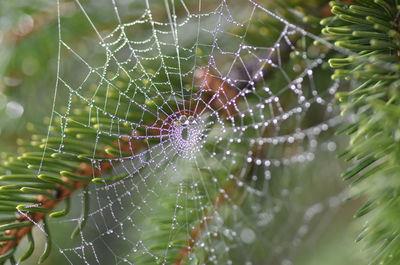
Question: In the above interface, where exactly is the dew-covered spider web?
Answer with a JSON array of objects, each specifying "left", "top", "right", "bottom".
[{"left": 27, "top": 0, "right": 357, "bottom": 264}]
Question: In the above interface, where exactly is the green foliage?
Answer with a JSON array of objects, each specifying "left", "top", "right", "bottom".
[
  {"left": 322, "top": 0, "right": 400, "bottom": 264},
  {"left": 0, "top": 64, "right": 169, "bottom": 263},
  {"left": 3, "top": 0, "right": 398, "bottom": 264},
  {"left": 0, "top": 1, "right": 336, "bottom": 263}
]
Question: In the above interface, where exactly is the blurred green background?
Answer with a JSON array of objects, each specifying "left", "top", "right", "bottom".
[{"left": 0, "top": 0, "right": 368, "bottom": 264}]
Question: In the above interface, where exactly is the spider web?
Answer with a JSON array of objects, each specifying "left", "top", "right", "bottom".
[{"left": 29, "top": 0, "right": 354, "bottom": 264}]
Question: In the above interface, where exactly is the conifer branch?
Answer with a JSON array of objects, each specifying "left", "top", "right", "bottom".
[{"left": 323, "top": 1, "right": 400, "bottom": 264}]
